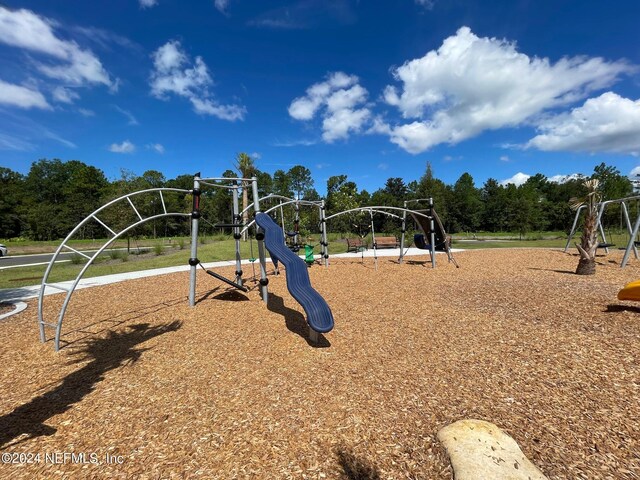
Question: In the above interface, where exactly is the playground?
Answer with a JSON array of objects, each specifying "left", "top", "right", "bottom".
[{"left": 1, "top": 247, "right": 639, "bottom": 479}]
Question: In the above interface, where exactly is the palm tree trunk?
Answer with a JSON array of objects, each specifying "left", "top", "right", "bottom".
[
  {"left": 575, "top": 211, "right": 598, "bottom": 275},
  {"left": 575, "top": 257, "right": 596, "bottom": 275}
]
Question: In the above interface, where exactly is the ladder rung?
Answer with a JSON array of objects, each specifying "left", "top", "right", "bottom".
[
  {"left": 40, "top": 322, "right": 58, "bottom": 328},
  {"left": 44, "top": 283, "right": 70, "bottom": 292},
  {"left": 62, "top": 244, "right": 91, "bottom": 259}
]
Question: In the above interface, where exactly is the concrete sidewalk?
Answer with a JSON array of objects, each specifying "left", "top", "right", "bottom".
[{"left": 0, "top": 247, "right": 461, "bottom": 302}]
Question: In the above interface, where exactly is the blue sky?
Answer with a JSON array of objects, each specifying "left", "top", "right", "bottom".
[{"left": 1, "top": 0, "right": 640, "bottom": 195}]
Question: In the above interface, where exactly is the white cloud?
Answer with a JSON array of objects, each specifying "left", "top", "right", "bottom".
[
  {"left": 272, "top": 138, "right": 317, "bottom": 147},
  {"left": 214, "top": 0, "right": 229, "bottom": 13},
  {"left": 288, "top": 72, "right": 371, "bottom": 142},
  {"left": 377, "top": 162, "right": 389, "bottom": 170},
  {"left": 78, "top": 108, "right": 94, "bottom": 117},
  {"left": 109, "top": 140, "right": 135, "bottom": 153},
  {"left": 415, "top": 0, "right": 435, "bottom": 9},
  {"left": 548, "top": 173, "right": 582, "bottom": 184},
  {"left": 500, "top": 155, "right": 510, "bottom": 162},
  {"left": 0, "top": 79, "right": 50, "bottom": 109},
  {"left": 315, "top": 162, "right": 330, "bottom": 169},
  {"left": 0, "top": 132, "right": 35, "bottom": 151},
  {"left": 501, "top": 172, "right": 530, "bottom": 186},
  {"left": 629, "top": 167, "right": 640, "bottom": 178},
  {"left": 0, "top": 7, "right": 115, "bottom": 90},
  {"left": 52, "top": 86, "right": 79, "bottom": 104},
  {"left": 114, "top": 105, "right": 139, "bottom": 125},
  {"left": 139, "top": 0, "right": 158, "bottom": 8},
  {"left": 250, "top": 151, "right": 261, "bottom": 160},
  {"left": 382, "top": 26, "right": 631, "bottom": 154},
  {"left": 527, "top": 92, "right": 640, "bottom": 155},
  {"left": 150, "top": 40, "right": 246, "bottom": 121},
  {"left": 147, "top": 143, "right": 165, "bottom": 154}
]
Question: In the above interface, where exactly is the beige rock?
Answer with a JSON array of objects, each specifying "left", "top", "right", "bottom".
[{"left": 437, "top": 419, "right": 548, "bottom": 480}]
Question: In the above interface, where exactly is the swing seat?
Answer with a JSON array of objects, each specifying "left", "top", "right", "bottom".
[
  {"left": 414, "top": 234, "right": 432, "bottom": 250},
  {"left": 285, "top": 231, "right": 298, "bottom": 237},
  {"left": 597, "top": 242, "right": 615, "bottom": 249}
]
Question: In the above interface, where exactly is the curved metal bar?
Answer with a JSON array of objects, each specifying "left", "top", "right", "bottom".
[
  {"left": 239, "top": 194, "right": 321, "bottom": 217},
  {"left": 239, "top": 197, "right": 324, "bottom": 236},
  {"left": 200, "top": 177, "right": 255, "bottom": 182},
  {"left": 198, "top": 180, "right": 240, "bottom": 189},
  {"left": 47, "top": 212, "right": 190, "bottom": 351},
  {"left": 38, "top": 187, "right": 191, "bottom": 349},
  {"left": 324, "top": 206, "right": 431, "bottom": 222}
]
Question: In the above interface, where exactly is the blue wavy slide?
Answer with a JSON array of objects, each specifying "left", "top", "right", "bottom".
[{"left": 255, "top": 213, "right": 334, "bottom": 334}]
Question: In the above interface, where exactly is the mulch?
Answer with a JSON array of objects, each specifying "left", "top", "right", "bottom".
[{"left": 0, "top": 248, "right": 639, "bottom": 479}]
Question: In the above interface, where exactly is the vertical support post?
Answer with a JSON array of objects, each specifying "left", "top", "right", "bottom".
[
  {"left": 232, "top": 181, "right": 243, "bottom": 285},
  {"left": 294, "top": 200, "right": 300, "bottom": 247},
  {"left": 188, "top": 174, "right": 201, "bottom": 307},
  {"left": 320, "top": 200, "right": 329, "bottom": 267},
  {"left": 279, "top": 203, "right": 286, "bottom": 235},
  {"left": 622, "top": 210, "right": 640, "bottom": 268},
  {"left": 564, "top": 205, "right": 585, "bottom": 252},
  {"left": 399, "top": 201, "right": 408, "bottom": 263},
  {"left": 596, "top": 202, "right": 609, "bottom": 253},
  {"left": 621, "top": 202, "right": 638, "bottom": 260},
  {"left": 253, "top": 177, "right": 269, "bottom": 302},
  {"left": 370, "top": 209, "right": 378, "bottom": 271},
  {"left": 429, "top": 197, "right": 436, "bottom": 269}
]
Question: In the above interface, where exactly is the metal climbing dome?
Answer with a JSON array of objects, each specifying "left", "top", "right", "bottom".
[{"left": 38, "top": 188, "right": 192, "bottom": 351}]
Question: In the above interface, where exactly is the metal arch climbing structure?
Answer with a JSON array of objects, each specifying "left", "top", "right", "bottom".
[
  {"left": 239, "top": 194, "right": 329, "bottom": 267},
  {"left": 38, "top": 188, "right": 192, "bottom": 351}
]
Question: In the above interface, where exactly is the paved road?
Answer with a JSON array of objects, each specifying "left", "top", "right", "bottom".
[{"left": 0, "top": 248, "right": 146, "bottom": 269}]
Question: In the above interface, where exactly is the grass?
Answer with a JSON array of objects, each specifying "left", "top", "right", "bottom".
[
  {"left": 0, "top": 237, "right": 349, "bottom": 289},
  {"left": 3, "top": 230, "right": 636, "bottom": 289}
]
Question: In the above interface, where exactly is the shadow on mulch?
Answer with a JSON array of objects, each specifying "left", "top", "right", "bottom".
[
  {"left": 605, "top": 304, "right": 640, "bottom": 314},
  {"left": 335, "top": 445, "right": 381, "bottom": 480},
  {"left": 266, "top": 293, "right": 330, "bottom": 348},
  {"left": 58, "top": 297, "right": 185, "bottom": 349},
  {"left": 211, "top": 290, "right": 250, "bottom": 301},
  {"left": 528, "top": 267, "right": 576, "bottom": 275},
  {"left": 0, "top": 321, "right": 182, "bottom": 450}
]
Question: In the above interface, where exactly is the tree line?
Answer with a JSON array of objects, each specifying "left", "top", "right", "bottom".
[{"left": 0, "top": 157, "right": 633, "bottom": 241}]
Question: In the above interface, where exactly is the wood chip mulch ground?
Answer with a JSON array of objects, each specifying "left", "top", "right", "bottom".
[{"left": 1, "top": 248, "right": 639, "bottom": 479}]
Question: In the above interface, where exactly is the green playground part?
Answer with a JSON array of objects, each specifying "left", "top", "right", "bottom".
[{"left": 304, "top": 244, "right": 315, "bottom": 266}]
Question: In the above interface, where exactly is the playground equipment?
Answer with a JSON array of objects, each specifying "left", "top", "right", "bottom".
[
  {"left": 399, "top": 198, "right": 459, "bottom": 268},
  {"left": 325, "top": 206, "right": 438, "bottom": 269},
  {"left": 564, "top": 195, "right": 640, "bottom": 268},
  {"left": 617, "top": 279, "right": 640, "bottom": 301},
  {"left": 38, "top": 187, "right": 192, "bottom": 351},
  {"left": 240, "top": 194, "right": 329, "bottom": 267},
  {"left": 255, "top": 213, "right": 334, "bottom": 342},
  {"left": 38, "top": 175, "right": 335, "bottom": 351}
]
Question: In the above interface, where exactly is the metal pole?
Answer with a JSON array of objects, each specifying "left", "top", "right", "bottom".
[
  {"left": 232, "top": 182, "right": 243, "bottom": 286},
  {"left": 621, "top": 201, "right": 638, "bottom": 260},
  {"left": 399, "top": 201, "right": 407, "bottom": 263},
  {"left": 429, "top": 198, "right": 436, "bottom": 268},
  {"left": 370, "top": 210, "right": 378, "bottom": 271},
  {"left": 253, "top": 177, "right": 269, "bottom": 302},
  {"left": 596, "top": 203, "right": 609, "bottom": 253},
  {"left": 294, "top": 200, "right": 300, "bottom": 247},
  {"left": 188, "top": 174, "right": 201, "bottom": 306},
  {"left": 621, "top": 211, "right": 640, "bottom": 268},
  {"left": 564, "top": 205, "right": 585, "bottom": 252},
  {"left": 320, "top": 200, "right": 329, "bottom": 267}
]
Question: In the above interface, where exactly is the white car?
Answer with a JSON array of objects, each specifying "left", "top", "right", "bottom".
[{"left": 0, "top": 244, "right": 7, "bottom": 257}]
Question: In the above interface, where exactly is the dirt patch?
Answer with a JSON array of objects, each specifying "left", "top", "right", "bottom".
[{"left": 1, "top": 249, "right": 639, "bottom": 479}]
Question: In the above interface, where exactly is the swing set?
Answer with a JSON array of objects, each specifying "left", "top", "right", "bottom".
[{"left": 564, "top": 194, "right": 640, "bottom": 268}]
